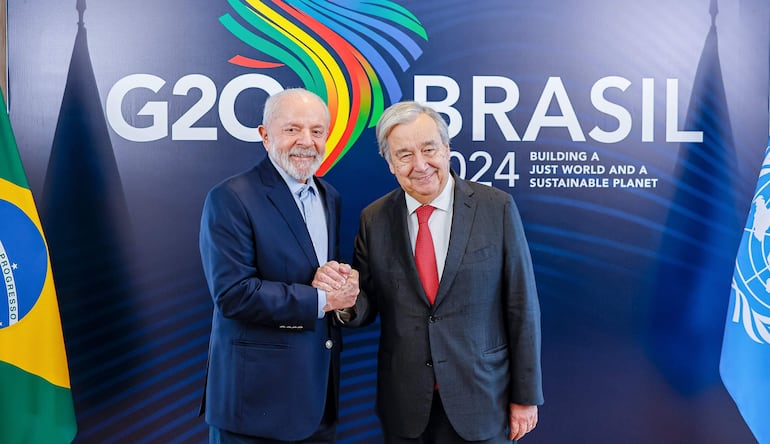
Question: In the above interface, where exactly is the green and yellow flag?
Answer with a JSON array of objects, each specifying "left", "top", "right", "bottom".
[{"left": 0, "top": 94, "right": 77, "bottom": 443}]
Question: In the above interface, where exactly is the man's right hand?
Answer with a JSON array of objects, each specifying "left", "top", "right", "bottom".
[{"left": 313, "top": 261, "right": 359, "bottom": 311}]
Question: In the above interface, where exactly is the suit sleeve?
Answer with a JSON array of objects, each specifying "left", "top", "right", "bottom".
[
  {"left": 199, "top": 184, "right": 319, "bottom": 329},
  {"left": 346, "top": 209, "right": 380, "bottom": 327},
  {"left": 502, "top": 194, "right": 544, "bottom": 405}
]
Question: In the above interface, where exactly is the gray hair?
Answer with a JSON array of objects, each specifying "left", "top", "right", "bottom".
[
  {"left": 375, "top": 101, "right": 450, "bottom": 161},
  {"left": 262, "top": 88, "right": 330, "bottom": 127}
]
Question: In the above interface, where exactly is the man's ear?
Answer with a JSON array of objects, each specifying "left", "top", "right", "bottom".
[{"left": 257, "top": 125, "right": 268, "bottom": 145}]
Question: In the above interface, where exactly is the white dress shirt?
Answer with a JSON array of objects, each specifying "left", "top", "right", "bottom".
[{"left": 269, "top": 157, "right": 328, "bottom": 318}]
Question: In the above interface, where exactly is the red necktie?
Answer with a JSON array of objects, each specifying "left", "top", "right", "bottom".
[{"left": 415, "top": 205, "right": 439, "bottom": 304}]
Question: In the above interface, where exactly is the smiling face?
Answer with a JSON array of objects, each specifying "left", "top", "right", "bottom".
[
  {"left": 258, "top": 91, "right": 329, "bottom": 182},
  {"left": 386, "top": 112, "right": 451, "bottom": 204}
]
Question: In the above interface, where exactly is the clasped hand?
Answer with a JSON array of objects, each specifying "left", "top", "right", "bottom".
[{"left": 313, "top": 261, "right": 359, "bottom": 312}]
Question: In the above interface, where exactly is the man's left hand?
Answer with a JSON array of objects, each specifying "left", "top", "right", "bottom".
[{"left": 508, "top": 403, "right": 537, "bottom": 441}]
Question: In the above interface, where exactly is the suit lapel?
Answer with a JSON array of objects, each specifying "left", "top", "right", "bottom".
[
  {"left": 385, "top": 190, "right": 431, "bottom": 306},
  {"left": 434, "top": 176, "right": 476, "bottom": 308},
  {"left": 316, "top": 179, "right": 336, "bottom": 261},
  {"left": 258, "top": 159, "right": 319, "bottom": 267}
]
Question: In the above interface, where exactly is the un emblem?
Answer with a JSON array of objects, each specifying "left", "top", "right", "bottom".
[{"left": 730, "top": 156, "right": 770, "bottom": 344}]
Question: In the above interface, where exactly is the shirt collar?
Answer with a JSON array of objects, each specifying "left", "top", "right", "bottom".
[
  {"left": 405, "top": 174, "right": 455, "bottom": 215},
  {"left": 269, "top": 155, "right": 318, "bottom": 196}
]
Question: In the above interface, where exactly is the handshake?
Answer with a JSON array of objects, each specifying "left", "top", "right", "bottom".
[{"left": 313, "top": 261, "right": 359, "bottom": 312}]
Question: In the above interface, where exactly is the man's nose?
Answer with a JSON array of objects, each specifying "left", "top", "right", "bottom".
[
  {"left": 412, "top": 151, "right": 430, "bottom": 170},
  {"left": 296, "top": 128, "right": 314, "bottom": 144}
]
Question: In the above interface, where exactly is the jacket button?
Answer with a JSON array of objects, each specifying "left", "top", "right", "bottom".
[
  {"left": 325, "top": 340, "right": 333, "bottom": 349},
  {"left": 428, "top": 315, "right": 435, "bottom": 323},
  {"left": 426, "top": 360, "right": 433, "bottom": 367}
]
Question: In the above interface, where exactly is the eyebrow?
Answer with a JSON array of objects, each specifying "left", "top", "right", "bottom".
[
  {"left": 394, "top": 140, "right": 439, "bottom": 153},
  {"left": 282, "top": 122, "right": 326, "bottom": 128}
]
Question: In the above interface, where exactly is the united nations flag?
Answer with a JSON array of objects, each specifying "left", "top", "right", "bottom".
[{"left": 720, "top": 138, "right": 770, "bottom": 444}]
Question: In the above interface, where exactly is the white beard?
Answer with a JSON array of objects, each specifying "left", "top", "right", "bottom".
[{"left": 270, "top": 146, "right": 323, "bottom": 181}]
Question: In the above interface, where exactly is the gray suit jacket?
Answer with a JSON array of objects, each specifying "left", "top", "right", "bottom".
[{"left": 350, "top": 174, "right": 543, "bottom": 441}]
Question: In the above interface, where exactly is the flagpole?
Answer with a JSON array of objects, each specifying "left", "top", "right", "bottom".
[{"left": 1, "top": 0, "right": 7, "bottom": 103}]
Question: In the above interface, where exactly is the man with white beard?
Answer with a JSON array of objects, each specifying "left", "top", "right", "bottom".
[{"left": 199, "top": 88, "right": 359, "bottom": 444}]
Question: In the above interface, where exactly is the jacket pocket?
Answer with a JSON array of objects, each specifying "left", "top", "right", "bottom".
[
  {"left": 232, "top": 339, "right": 290, "bottom": 352},
  {"left": 461, "top": 245, "right": 496, "bottom": 264}
]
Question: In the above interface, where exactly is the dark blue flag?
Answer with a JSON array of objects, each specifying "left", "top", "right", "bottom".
[
  {"left": 648, "top": 0, "right": 744, "bottom": 394},
  {"left": 39, "top": 2, "right": 142, "bottom": 440}
]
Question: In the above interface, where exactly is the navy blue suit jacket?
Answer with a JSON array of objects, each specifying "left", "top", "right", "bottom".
[{"left": 199, "top": 157, "right": 342, "bottom": 440}]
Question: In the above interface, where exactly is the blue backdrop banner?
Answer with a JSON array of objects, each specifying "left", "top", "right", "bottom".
[{"left": 6, "top": 0, "right": 769, "bottom": 443}]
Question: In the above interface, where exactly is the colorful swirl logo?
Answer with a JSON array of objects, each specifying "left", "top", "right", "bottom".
[{"left": 220, "top": 0, "right": 428, "bottom": 175}]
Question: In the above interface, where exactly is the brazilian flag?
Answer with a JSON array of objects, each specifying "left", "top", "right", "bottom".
[{"left": 0, "top": 94, "right": 77, "bottom": 443}]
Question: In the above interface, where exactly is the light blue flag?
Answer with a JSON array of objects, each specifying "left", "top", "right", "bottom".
[{"left": 720, "top": 137, "right": 770, "bottom": 444}]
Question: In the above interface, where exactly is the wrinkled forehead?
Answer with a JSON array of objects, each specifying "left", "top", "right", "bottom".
[
  {"left": 387, "top": 115, "right": 444, "bottom": 150},
  {"left": 266, "top": 91, "right": 330, "bottom": 126}
]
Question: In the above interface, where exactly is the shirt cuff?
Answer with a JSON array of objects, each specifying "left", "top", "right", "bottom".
[{"left": 317, "top": 289, "right": 327, "bottom": 319}]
